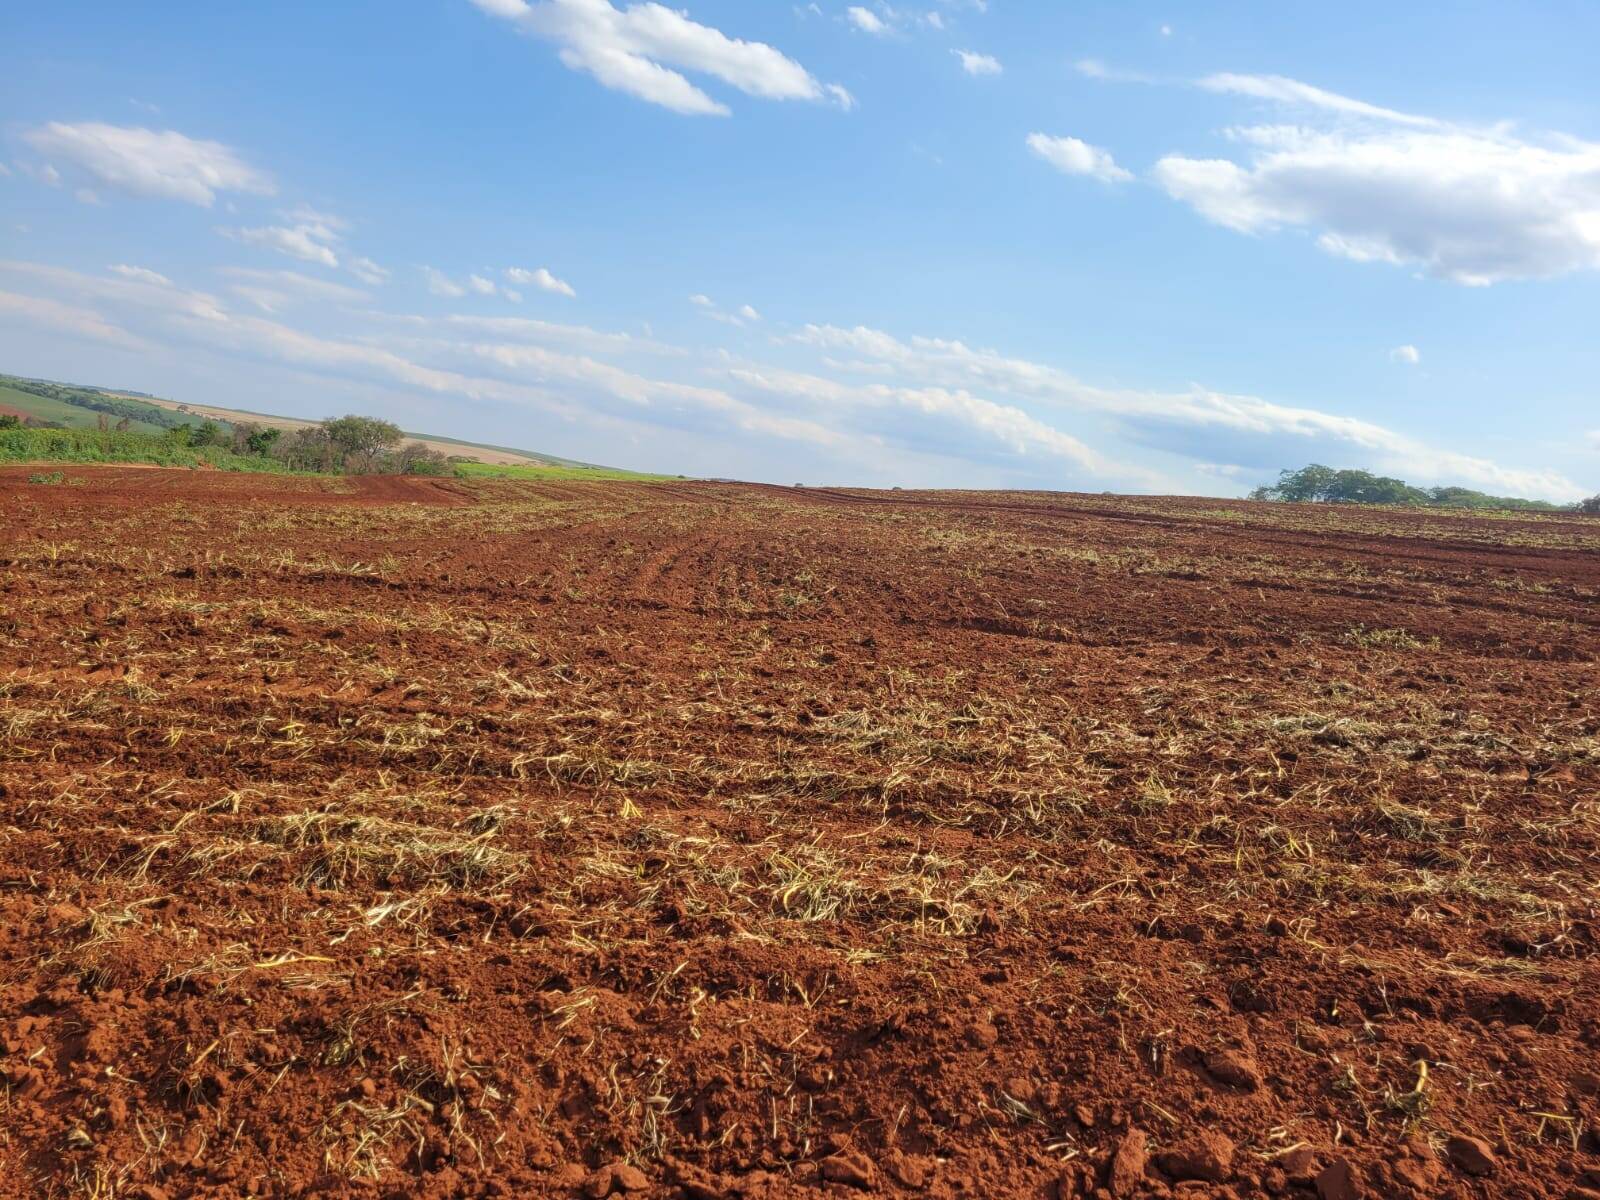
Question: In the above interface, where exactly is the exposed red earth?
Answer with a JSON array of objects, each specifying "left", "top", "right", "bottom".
[{"left": 1, "top": 465, "right": 1597, "bottom": 1199}]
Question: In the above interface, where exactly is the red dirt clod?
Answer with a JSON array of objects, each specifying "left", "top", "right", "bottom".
[
  {"left": 1276, "top": 1146, "right": 1317, "bottom": 1182},
  {"left": 1156, "top": 1130, "right": 1236, "bottom": 1182},
  {"left": 1314, "top": 1158, "right": 1362, "bottom": 1200},
  {"left": 1202, "top": 1046, "right": 1263, "bottom": 1091},
  {"left": 819, "top": 1150, "right": 877, "bottom": 1190},
  {"left": 1106, "top": 1128, "right": 1149, "bottom": 1196},
  {"left": 1444, "top": 1135, "right": 1498, "bottom": 1177}
]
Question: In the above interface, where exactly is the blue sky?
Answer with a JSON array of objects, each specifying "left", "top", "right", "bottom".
[{"left": 2, "top": 1, "right": 1598, "bottom": 498}]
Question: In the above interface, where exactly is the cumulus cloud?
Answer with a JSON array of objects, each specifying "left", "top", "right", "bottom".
[
  {"left": 22, "top": 122, "right": 272, "bottom": 206},
  {"left": 1391, "top": 344, "right": 1420, "bottom": 365},
  {"left": 469, "top": 0, "right": 847, "bottom": 116},
  {"left": 954, "top": 50, "right": 1001, "bottom": 76},
  {"left": 1153, "top": 77, "right": 1600, "bottom": 285},
  {"left": 1026, "top": 133, "right": 1133, "bottom": 183},
  {"left": 506, "top": 265, "right": 576, "bottom": 297}
]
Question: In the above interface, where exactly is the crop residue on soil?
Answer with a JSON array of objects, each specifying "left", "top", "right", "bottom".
[{"left": 1, "top": 466, "right": 1597, "bottom": 1199}]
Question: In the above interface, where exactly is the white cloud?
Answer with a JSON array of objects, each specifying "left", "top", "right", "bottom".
[
  {"left": 1391, "top": 344, "right": 1420, "bottom": 365},
  {"left": 954, "top": 49, "right": 1001, "bottom": 76},
  {"left": 222, "top": 222, "right": 340, "bottom": 268},
  {"left": 0, "top": 288, "right": 150, "bottom": 351},
  {"left": 506, "top": 265, "right": 577, "bottom": 297},
  {"left": 788, "top": 322, "right": 1585, "bottom": 501},
  {"left": 16, "top": 161, "right": 65, "bottom": 187},
  {"left": 470, "top": 0, "right": 847, "bottom": 117},
  {"left": 21, "top": 122, "right": 273, "bottom": 206},
  {"left": 1584, "top": 430, "right": 1600, "bottom": 451},
  {"left": 469, "top": 273, "right": 499, "bottom": 295},
  {"left": 348, "top": 256, "right": 390, "bottom": 286},
  {"left": 847, "top": 7, "right": 887, "bottom": 34},
  {"left": 1154, "top": 78, "right": 1600, "bottom": 285},
  {"left": 1073, "top": 59, "right": 1155, "bottom": 85},
  {"left": 429, "top": 312, "right": 683, "bottom": 356},
  {"left": 731, "top": 364, "right": 1119, "bottom": 477},
  {"left": 221, "top": 267, "right": 370, "bottom": 312},
  {"left": 109, "top": 264, "right": 172, "bottom": 287},
  {"left": 689, "top": 294, "right": 760, "bottom": 325},
  {"left": 1026, "top": 133, "right": 1133, "bottom": 183},
  {"left": 423, "top": 267, "right": 468, "bottom": 298},
  {"left": 1197, "top": 73, "right": 1438, "bottom": 129}
]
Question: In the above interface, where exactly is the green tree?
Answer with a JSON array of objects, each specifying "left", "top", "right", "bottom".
[
  {"left": 0, "top": 415, "right": 19, "bottom": 430},
  {"left": 1579, "top": 495, "right": 1600, "bottom": 516},
  {"left": 323, "top": 415, "right": 403, "bottom": 472},
  {"left": 248, "top": 426, "right": 282, "bottom": 456},
  {"left": 191, "top": 420, "right": 223, "bottom": 448},
  {"left": 1255, "top": 464, "right": 1338, "bottom": 502}
]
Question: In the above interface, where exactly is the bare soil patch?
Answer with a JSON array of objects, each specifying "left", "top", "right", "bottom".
[{"left": 1, "top": 469, "right": 1596, "bottom": 1199}]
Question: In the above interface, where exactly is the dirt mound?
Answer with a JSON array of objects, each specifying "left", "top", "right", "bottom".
[{"left": 0, "top": 468, "right": 1596, "bottom": 1198}]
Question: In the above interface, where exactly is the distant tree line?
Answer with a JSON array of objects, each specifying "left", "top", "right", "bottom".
[
  {"left": 167, "top": 414, "right": 450, "bottom": 475},
  {"left": 1253, "top": 464, "right": 1596, "bottom": 514}
]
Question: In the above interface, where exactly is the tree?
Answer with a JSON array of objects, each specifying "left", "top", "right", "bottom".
[
  {"left": 323, "top": 415, "right": 403, "bottom": 472},
  {"left": 232, "top": 422, "right": 283, "bottom": 456},
  {"left": 277, "top": 426, "right": 340, "bottom": 472},
  {"left": 191, "top": 420, "right": 223, "bottom": 448},
  {"left": 1579, "top": 495, "right": 1600, "bottom": 516},
  {"left": 0, "top": 415, "right": 20, "bottom": 430},
  {"left": 390, "top": 441, "right": 449, "bottom": 475},
  {"left": 1255, "top": 464, "right": 1339, "bottom": 503}
]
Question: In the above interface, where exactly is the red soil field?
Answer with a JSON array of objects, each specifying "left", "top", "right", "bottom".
[{"left": 1, "top": 466, "right": 1597, "bottom": 1200}]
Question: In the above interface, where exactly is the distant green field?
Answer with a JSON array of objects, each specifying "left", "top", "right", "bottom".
[
  {"left": 453, "top": 460, "right": 680, "bottom": 483},
  {"left": 0, "top": 380, "right": 208, "bottom": 436}
]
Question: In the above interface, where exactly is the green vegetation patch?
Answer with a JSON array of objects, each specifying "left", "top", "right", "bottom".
[
  {"left": 453, "top": 460, "right": 681, "bottom": 482},
  {"left": 0, "top": 427, "right": 292, "bottom": 472}
]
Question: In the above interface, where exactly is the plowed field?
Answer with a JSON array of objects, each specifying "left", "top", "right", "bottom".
[{"left": 2, "top": 466, "right": 1597, "bottom": 1200}]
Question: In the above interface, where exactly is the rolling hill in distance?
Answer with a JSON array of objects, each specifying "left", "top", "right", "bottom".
[{"left": 0, "top": 371, "right": 607, "bottom": 470}]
